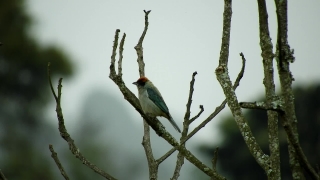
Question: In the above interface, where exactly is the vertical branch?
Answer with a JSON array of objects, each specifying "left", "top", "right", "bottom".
[
  {"left": 211, "top": 147, "right": 219, "bottom": 180},
  {"left": 215, "top": 0, "right": 272, "bottom": 174},
  {"left": 48, "top": 64, "right": 117, "bottom": 180},
  {"left": 49, "top": 144, "right": 70, "bottom": 180},
  {"left": 257, "top": 0, "right": 280, "bottom": 179},
  {"left": 274, "top": 1, "right": 318, "bottom": 179},
  {"left": 110, "top": 29, "right": 120, "bottom": 76},
  {"left": 171, "top": 72, "right": 198, "bottom": 180},
  {"left": 118, "top": 33, "right": 126, "bottom": 77},
  {"left": 142, "top": 122, "right": 158, "bottom": 180},
  {"left": 218, "top": 0, "right": 232, "bottom": 66},
  {"left": 135, "top": 10, "right": 151, "bottom": 77},
  {"left": 134, "top": 10, "right": 158, "bottom": 180}
]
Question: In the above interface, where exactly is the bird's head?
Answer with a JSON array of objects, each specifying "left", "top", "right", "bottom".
[{"left": 133, "top": 76, "right": 149, "bottom": 87}]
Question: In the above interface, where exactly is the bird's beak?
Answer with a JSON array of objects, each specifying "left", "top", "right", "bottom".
[{"left": 133, "top": 82, "right": 137, "bottom": 85}]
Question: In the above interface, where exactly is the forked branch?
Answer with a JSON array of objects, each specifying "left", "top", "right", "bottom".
[
  {"left": 158, "top": 52, "right": 246, "bottom": 163},
  {"left": 215, "top": 0, "right": 272, "bottom": 175},
  {"left": 275, "top": 0, "right": 318, "bottom": 179},
  {"left": 109, "top": 17, "right": 225, "bottom": 180},
  {"left": 48, "top": 63, "right": 117, "bottom": 180}
]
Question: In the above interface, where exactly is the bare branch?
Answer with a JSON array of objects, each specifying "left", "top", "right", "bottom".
[
  {"left": 184, "top": 71, "right": 198, "bottom": 121},
  {"left": 158, "top": 51, "right": 246, "bottom": 164},
  {"left": 216, "top": 0, "right": 272, "bottom": 174},
  {"left": 47, "top": 62, "right": 58, "bottom": 101},
  {"left": 274, "top": 1, "right": 318, "bottom": 179},
  {"left": 157, "top": 106, "right": 203, "bottom": 165},
  {"left": 171, "top": 72, "right": 199, "bottom": 180},
  {"left": 156, "top": 148, "right": 173, "bottom": 165},
  {"left": 210, "top": 147, "right": 219, "bottom": 180},
  {"left": 110, "top": 29, "right": 120, "bottom": 75},
  {"left": 109, "top": 31, "right": 225, "bottom": 180},
  {"left": 257, "top": 1, "right": 281, "bottom": 178},
  {"left": 212, "top": 147, "right": 219, "bottom": 170},
  {"left": 135, "top": 10, "right": 151, "bottom": 77},
  {"left": 239, "top": 101, "right": 283, "bottom": 112},
  {"left": 118, "top": 33, "right": 126, "bottom": 77},
  {"left": 235, "top": 53, "right": 246, "bottom": 88},
  {"left": 49, "top": 144, "right": 70, "bottom": 180},
  {"left": 48, "top": 64, "right": 117, "bottom": 180},
  {"left": 142, "top": 122, "right": 158, "bottom": 180},
  {"left": 218, "top": 0, "right": 232, "bottom": 66},
  {"left": 171, "top": 151, "right": 184, "bottom": 180},
  {"left": 157, "top": 53, "right": 245, "bottom": 173},
  {"left": 189, "top": 105, "right": 204, "bottom": 124}
]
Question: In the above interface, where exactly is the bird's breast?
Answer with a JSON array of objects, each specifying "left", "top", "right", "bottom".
[{"left": 138, "top": 90, "right": 164, "bottom": 117}]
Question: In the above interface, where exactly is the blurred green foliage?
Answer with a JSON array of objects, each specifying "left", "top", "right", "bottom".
[
  {"left": 0, "top": 0, "right": 73, "bottom": 179},
  {"left": 197, "top": 85, "right": 320, "bottom": 180}
]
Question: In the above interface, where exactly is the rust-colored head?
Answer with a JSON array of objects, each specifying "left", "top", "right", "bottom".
[{"left": 133, "top": 76, "right": 149, "bottom": 86}]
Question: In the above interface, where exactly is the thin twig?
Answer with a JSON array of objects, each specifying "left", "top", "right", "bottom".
[
  {"left": 210, "top": 147, "right": 219, "bottom": 180},
  {"left": 0, "top": 169, "right": 7, "bottom": 180},
  {"left": 118, "top": 33, "right": 126, "bottom": 77},
  {"left": 184, "top": 71, "right": 198, "bottom": 121},
  {"left": 171, "top": 72, "right": 198, "bottom": 180},
  {"left": 158, "top": 51, "right": 246, "bottom": 163},
  {"left": 236, "top": 53, "right": 246, "bottom": 88},
  {"left": 47, "top": 62, "right": 58, "bottom": 101},
  {"left": 110, "top": 29, "right": 120, "bottom": 75},
  {"left": 135, "top": 10, "right": 151, "bottom": 77},
  {"left": 49, "top": 144, "right": 70, "bottom": 180},
  {"left": 48, "top": 64, "right": 117, "bottom": 180},
  {"left": 189, "top": 105, "right": 204, "bottom": 124},
  {"left": 239, "top": 101, "right": 283, "bottom": 112},
  {"left": 156, "top": 147, "right": 174, "bottom": 165},
  {"left": 137, "top": 10, "right": 151, "bottom": 46}
]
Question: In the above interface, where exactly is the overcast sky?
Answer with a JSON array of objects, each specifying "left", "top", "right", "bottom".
[{"left": 27, "top": 0, "right": 320, "bottom": 144}]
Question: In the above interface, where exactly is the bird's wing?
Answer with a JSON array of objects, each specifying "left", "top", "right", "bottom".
[{"left": 146, "top": 87, "right": 170, "bottom": 115}]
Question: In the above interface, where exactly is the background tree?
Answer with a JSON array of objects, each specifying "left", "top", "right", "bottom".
[
  {"left": 0, "top": 0, "right": 72, "bottom": 179},
  {"left": 197, "top": 84, "right": 320, "bottom": 180}
]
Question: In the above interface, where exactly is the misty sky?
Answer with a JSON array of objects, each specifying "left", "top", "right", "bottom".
[{"left": 27, "top": 0, "right": 320, "bottom": 164}]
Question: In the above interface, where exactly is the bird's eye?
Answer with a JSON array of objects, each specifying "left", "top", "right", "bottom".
[{"left": 138, "top": 81, "right": 145, "bottom": 86}]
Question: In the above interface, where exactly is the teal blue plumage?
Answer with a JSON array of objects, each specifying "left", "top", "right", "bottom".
[
  {"left": 147, "top": 87, "right": 170, "bottom": 116},
  {"left": 133, "top": 76, "right": 181, "bottom": 133}
]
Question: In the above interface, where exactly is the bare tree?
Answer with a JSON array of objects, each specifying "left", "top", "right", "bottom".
[{"left": 46, "top": 0, "right": 319, "bottom": 179}]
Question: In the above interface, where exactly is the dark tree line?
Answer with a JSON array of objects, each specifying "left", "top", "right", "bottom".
[{"left": 199, "top": 85, "right": 320, "bottom": 180}]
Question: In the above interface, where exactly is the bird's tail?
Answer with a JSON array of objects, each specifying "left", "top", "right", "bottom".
[{"left": 168, "top": 116, "right": 181, "bottom": 133}]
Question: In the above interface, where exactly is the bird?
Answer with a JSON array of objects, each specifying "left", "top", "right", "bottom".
[{"left": 133, "top": 76, "right": 181, "bottom": 133}]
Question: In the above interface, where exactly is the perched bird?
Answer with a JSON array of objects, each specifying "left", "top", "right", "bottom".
[{"left": 133, "top": 77, "right": 181, "bottom": 133}]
